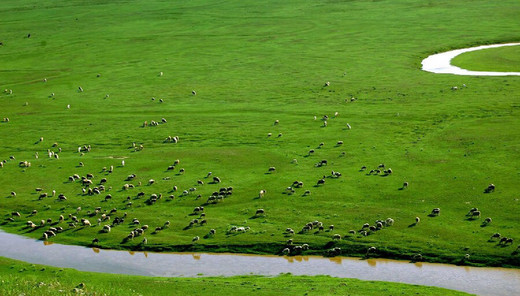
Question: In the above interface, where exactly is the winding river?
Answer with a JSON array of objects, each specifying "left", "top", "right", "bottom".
[
  {"left": 1, "top": 229, "right": 519, "bottom": 296},
  {"left": 421, "top": 42, "right": 520, "bottom": 76},
  {"left": 2, "top": 44, "right": 520, "bottom": 296}
]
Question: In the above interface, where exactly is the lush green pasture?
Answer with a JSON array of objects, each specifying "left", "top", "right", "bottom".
[
  {"left": 451, "top": 45, "right": 520, "bottom": 72},
  {"left": 0, "top": 0, "right": 519, "bottom": 268},
  {"left": 0, "top": 256, "right": 473, "bottom": 296}
]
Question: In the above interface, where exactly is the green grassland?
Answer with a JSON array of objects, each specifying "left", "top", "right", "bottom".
[
  {"left": 451, "top": 45, "right": 520, "bottom": 72},
  {"left": 0, "top": 256, "right": 473, "bottom": 296},
  {"left": 0, "top": 0, "right": 519, "bottom": 268}
]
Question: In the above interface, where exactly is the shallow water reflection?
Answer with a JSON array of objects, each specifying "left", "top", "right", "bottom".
[{"left": 1, "top": 229, "right": 518, "bottom": 296}]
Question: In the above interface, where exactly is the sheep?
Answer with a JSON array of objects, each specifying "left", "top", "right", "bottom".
[
  {"left": 268, "top": 166, "right": 276, "bottom": 173},
  {"left": 415, "top": 217, "right": 420, "bottom": 224},
  {"left": 302, "top": 244, "right": 309, "bottom": 250},
  {"left": 285, "top": 228, "right": 295, "bottom": 235},
  {"left": 267, "top": 133, "right": 272, "bottom": 137},
  {"left": 103, "top": 225, "right": 111, "bottom": 233},
  {"left": 346, "top": 123, "right": 351, "bottom": 130},
  {"left": 485, "top": 183, "right": 495, "bottom": 193},
  {"left": 328, "top": 247, "right": 341, "bottom": 256},
  {"left": 464, "top": 254, "right": 471, "bottom": 260},
  {"left": 332, "top": 234, "right": 341, "bottom": 240},
  {"left": 362, "top": 223, "right": 370, "bottom": 229},
  {"left": 471, "top": 210, "right": 481, "bottom": 219},
  {"left": 348, "top": 230, "right": 356, "bottom": 235},
  {"left": 209, "top": 229, "right": 216, "bottom": 235},
  {"left": 337, "top": 141, "right": 343, "bottom": 146},
  {"left": 386, "top": 218, "right": 394, "bottom": 226},
  {"left": 274, "top": 120, "right": 279, "bottom": 125},
  {"left": 258, "top": 189, "right": 266, "bottom": 198},
  {"left": 286, "top": 239, "right": 293, "bottom": 245},
  {"left": 192, "top": 236, "right": 200, "bottom": 242},
  {"left": 179, "top": 168, "right": 185, "bottom": 174},
  {"left": 324, "top": 81, "right": 330, "bottom": 87},
  {"left": 82, "top": 219, "right": 91, "bottom": 227},
  {"left": 148, "top": 179, "right": 155, "bottom": 185},
  {"left": 329, "top": 225, "right": 334, "bottom": 231},
  {"left": 430, "top": 208, "right": 440, "bottom": 216},
  {"left": 466, "top": 208, "right": 479, "bottom": 216},
  {"left": 282, "top": 248, "right": 290, "bottom": 255},
  {"left": 303, "top": 190, "right": 311, "bottom": 196},
  {"left": 10, "top": 191, "right": 16, "bottom": 197},
  {"left": 316, "top": 178, "right": 325, "bottom": 186},
  {"left": 255, "top": 209, "right": 265, "bottom": 216},
  {"left": 192, "top": 90, "right": 196, "bottom": 95},
  {"left": 323, "top": 120, "right": 327, "bottom": 127},
  {"left": 412, "top": 254, "right": 423, "bottom": 261},
  {"left": 197, "top": 180, "right": 204, "bottom": 186},
  {"left": 403, "top": 182, "right": 409, "bottom": 189},
  {"left": 366, "top": 246, "right": 376, "bottom": 256},
  {"left": 483, "top": 217, "right": 492, "bottom": 224},
  {"left": 213, "top": 176, "right": 221, "bottom": 183}
]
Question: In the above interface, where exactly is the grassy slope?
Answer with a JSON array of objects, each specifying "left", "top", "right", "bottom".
[
  {"left": 451, "top": 45, "right": 520, "bottom": 72},
  {"left": 0, "top": 256, "right": 473, "bottom": 296},
  {"left": 0, "top": 0, "right": 519, "bottom": 268}
]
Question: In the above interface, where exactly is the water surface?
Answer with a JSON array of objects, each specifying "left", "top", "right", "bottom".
[
  {"left": 421, "top": 43, "right": 520, "bottom": 76},
  {"left": 1, "top": 229, "right": 518, "bottom": 296}
]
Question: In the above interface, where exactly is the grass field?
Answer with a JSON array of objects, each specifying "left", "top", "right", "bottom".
[
  {"left": 0, "top": 256, "right": 473, "bottom": 296},
  {"left": 451, "top": 45, "right": 520, "bottom": 72},
  {"left": 1, "top": 0, "right": 520, "bottom": 269}
]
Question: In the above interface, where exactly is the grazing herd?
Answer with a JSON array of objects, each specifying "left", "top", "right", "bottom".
[{"left": 1, "top": 85, "right": 516, "bottom": 265}]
